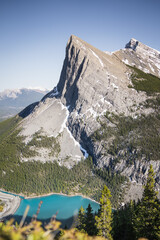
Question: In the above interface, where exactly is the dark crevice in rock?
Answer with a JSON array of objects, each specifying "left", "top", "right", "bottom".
[{"left": 64, "top": 57, "right": 87, "bottom": 108}]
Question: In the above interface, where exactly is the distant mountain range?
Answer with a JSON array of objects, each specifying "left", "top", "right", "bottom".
[{"left": 0, "top": 88, "right": 48, "bottom": 121}]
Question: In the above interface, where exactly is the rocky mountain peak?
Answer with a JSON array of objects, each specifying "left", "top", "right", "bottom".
[
  {"left": 125, "top": 38, "right": 160, "bottom": 57},
  {"left": 57, "top": 35, "right": 137, "bottom": 112},
  {"left": 125, "top": 38, "right": 139, "bottom": 50},
  {"left": 115, "top": 38, "right": 160, "bottom": 77}
]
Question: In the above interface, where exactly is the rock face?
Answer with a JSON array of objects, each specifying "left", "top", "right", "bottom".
[
  {"left": 20, "top": 97, "right": 84, "bottom": 168},
  {"left": 58, "top": 36, "right": 146, "bottom": 115},
  {"left": 115, "top": 38, "right": 160, "bottom": 77},
  {"left": 19, "top": 35, "right": 160, "bottom": 198}
]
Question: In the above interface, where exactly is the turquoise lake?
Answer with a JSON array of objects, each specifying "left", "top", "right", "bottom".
[{"left": 14, "top": 194, "right": 100, "bottom": 221}]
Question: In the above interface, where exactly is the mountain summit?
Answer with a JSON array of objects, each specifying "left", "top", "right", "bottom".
[
  {"left": 1, "top": 35, "right": 160, "bottom": 204},
  {"left": 116, "top": 38, "right": 160, "bottom": 77}
]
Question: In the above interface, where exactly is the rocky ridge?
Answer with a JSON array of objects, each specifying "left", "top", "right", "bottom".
[
  {"left": 19, "top": 35, "right": 160, "bottom": 200},
  {"left": 115, "top": 38, "right": 160, "bottom": 77}
]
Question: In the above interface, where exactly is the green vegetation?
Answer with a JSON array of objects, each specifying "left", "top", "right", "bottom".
[
  {"left": 77, "top": 185, "right": 113, "bottom": 239},
  {"left": 112, "top": 200, "right": 136, "bottom": 240},
  {"left": 95, "top": 186, "right": 112, "bottom": 240},
  {"left": 76, "top": 206, "right": 86, "bottom": 232},
  {"left": 0, "top": 116, "right": 21, "bottom": 142},
  {"left": 128, "top": 65, "right": 160, "bottom": 94},
  {"left": 24, "top": 131, "right": 61, "bottom": 158},
  {"left": 76, "top": 204, "right": 96, "bottom": 236},
  {"left": 0, "top": 117, "right": 61, "bottom": 159},
  {"left": 112, "top": 165, "right": 160, "bottom": 240},
  {"left": 134, "top": 165, "right": 160, "bottom": 240},
  {"left": 0, "top": 153, "right": 103, "bottom": 201},
  {"left": 85, "top": 204, "right": 97, "bottom": 236},
  {"left": 93, "top": 168, "right": 127, "bottom": 207},
  {"left": 93, "top": 111, "right": 160, "bottom": 163}
]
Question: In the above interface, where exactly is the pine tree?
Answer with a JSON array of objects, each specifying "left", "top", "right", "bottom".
[
  {"left": 76, "top": 206, "right": 86, "bottom": 232},
  {"left": 85, "top": 204, "right": 96, "bottom": 236},
  {"left": 134, "top": 165, "right": 160, "bottom": 240},
  {"left": 125, "top": 200, "right": 136, "bottom": 240},
  {"left": 112, "top": 201, "right": 136, "bottom": 240},
  {"left": 95, "top": 185, "right": 113, "bottom": 240}
]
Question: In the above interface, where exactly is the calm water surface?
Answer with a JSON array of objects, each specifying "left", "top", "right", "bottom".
[{"left": 14, "top": 194, "right": 100, "bottom": 220}]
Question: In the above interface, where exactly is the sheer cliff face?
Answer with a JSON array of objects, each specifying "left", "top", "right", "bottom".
[
  {"left": 20, "top": 35, "right": 160, "bottom": 195},
  {"left": 58, "top": 36, "right": 147, "bottom": 115},
  {"left": 56, "top": 36, "right": 151, "bottom": 144}
]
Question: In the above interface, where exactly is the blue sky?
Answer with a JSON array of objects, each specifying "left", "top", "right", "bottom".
[{"left": 0, "top": 0, "right": 160, "bottom": 91}]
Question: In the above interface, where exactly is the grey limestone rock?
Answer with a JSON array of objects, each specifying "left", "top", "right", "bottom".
[{"left": 116, "top": 38, "right": 160, "bottom": 77}]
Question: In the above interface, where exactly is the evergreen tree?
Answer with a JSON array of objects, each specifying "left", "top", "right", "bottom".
[
  {"left": 112, "top": 200, "right": 138, "bottom": 240},
  {"left": 76, "top": 206, "right": 86, "bottom": 232},
  {"left": 85, "top": 204, "right": 97, "bottom": 236},
  {"left": 125, "top": 200, "right": 136, "bottom": 240},
  {"left": 95, "top": 185, "right": 113, "bottom": 240},
  {"left": 134, "top": 165, "right": 160, "bottom": 240}
]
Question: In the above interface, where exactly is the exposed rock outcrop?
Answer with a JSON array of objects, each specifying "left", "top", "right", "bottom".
[{"left": 115, "top": 38, "right": 160, "bottom": 77}]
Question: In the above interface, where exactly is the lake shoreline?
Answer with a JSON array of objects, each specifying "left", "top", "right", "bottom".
[
  {"left": 0, "top": 189, "right": 100, "bottom": 218},
  {"left": 25, "top": 192, "right": 100, "bottom": 204},
  {"left": 0, "top": 188, "right": 99, "bottom": 204}
]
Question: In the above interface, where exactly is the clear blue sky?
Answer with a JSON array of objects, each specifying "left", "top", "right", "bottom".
[{"left": 0, "top": 0, "right": 160, "bottom": 91}]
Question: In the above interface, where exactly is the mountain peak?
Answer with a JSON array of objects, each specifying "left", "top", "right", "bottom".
[
  {"left": 69, "top": 34, "right": 79, "bottom": 40},
  {"left": 125, "top": 38, "right": 139, "bottom": 50},
  {"left": 125, "top": 38, "right": 160, "bottom": 55},
  {"left": 68, "top": 34, "right": 84, "bottom": 46},
  {"left": 115, "top": 37, "right": 160, "bottom": 77}
]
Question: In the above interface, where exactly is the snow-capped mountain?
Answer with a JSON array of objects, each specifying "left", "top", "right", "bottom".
[{"left": 0, "top": 88, "right": 48, "bottom": 121}]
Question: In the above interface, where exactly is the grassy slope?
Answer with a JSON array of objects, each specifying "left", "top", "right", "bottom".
[
  {"left": 128, "top": 65, "right": 160, "bottom": 94},
  {"left": 0, "top": 116, "right": 21, "bottom": 142}
]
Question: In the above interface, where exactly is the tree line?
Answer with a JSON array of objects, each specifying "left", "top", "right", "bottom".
[{"left": 76, "top": 165, "right": 160, "bottom": 240}]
